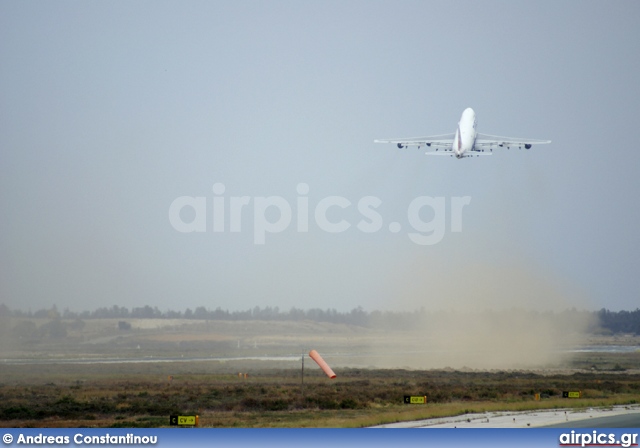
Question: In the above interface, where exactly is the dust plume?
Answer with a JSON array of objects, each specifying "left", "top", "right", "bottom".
[{"left": 362, "top": 259, "right": 596, "bottom": 370}]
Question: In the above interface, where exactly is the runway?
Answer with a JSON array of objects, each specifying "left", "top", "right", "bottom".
[
  {"left": 373, "top": 405, "right": 640, "bottom": 428},
  {"left": 545, "top": 412, "right": 640, "bottom": 428}
]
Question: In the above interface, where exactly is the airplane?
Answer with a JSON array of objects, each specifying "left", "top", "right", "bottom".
[{"left": 374, "top": 108, "right": 551, "bottom": 159}]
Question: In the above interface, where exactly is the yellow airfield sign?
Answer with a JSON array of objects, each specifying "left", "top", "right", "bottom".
[
  {"left": 404, "top": 395, "right": 427, "bottom": 404},
  {"left": 562, "top": 391, "right": 582, "bottom": 398},
  {"left": 169, "top": 415, "right": 199, "bottom": 426}
]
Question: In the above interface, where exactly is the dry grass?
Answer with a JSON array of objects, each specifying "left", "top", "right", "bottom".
[
  {"left": 1, "top": 363, "right": 639, "bottom": 428},
  {"left": 1, "top": 318, "right": 638, "bottom": 428}
]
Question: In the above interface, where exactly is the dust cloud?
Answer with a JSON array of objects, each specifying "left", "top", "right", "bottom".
[{"left": 362, "top": 259, "right": 596, "bottom": 370}]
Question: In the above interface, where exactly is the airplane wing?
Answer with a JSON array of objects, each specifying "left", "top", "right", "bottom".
[
  {"left": 424, "top": 151, "right": 493, "bottom": 158},
  {"left": 425, "top": 152, "right": 492, "bottom": 157},
  {"left": 475, "top": 133, "right": 551, "bottom": 150},
  {"left": 374, "top": 133, "right": 455, "bottom": 150}
]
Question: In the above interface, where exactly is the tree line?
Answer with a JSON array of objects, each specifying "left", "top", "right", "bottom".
[
  {"left": 1, "top": 303, "right": 639, "bottom": 335},
  {"left": 596, "top": 308, "right": 640, "bottom": 335}
]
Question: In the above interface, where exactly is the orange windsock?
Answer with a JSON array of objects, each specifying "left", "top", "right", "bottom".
[{"left": 309, "top": 350, "right": 336, "bottom": 379}]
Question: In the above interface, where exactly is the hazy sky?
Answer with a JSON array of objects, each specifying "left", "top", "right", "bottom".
[{"left": 2, "top": 1, "right": 639, "bottom": 313}]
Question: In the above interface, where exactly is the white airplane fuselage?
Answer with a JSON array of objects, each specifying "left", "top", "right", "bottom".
[
  {"left": 453, "top": 107, "right": 477, "bottom": 159},
  {"left": 374, "top": 108, "right": 550, "bottom": 157}
]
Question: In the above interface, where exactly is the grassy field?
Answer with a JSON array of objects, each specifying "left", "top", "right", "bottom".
[
  {"left": 1, "top": 358, "right": 639, "bottom": 428},
  {"left": 1, "top": 318, "right": 638, "bottom": 427}
]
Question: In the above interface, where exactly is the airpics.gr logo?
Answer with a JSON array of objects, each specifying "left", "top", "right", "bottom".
[
  {"left": 559, "top": 431, "right": 638, "bottom": 448},
  {"left": 168, "top": 183, "right": 471, "bottom": 245}
]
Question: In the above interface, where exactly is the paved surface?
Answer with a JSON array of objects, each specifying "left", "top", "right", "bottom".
[
  {"left": 373, "top": 405, "right": 640, "bottom": 428},
  {"left": 544, "top": 412, "right": 640, "bottom": 428}
]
